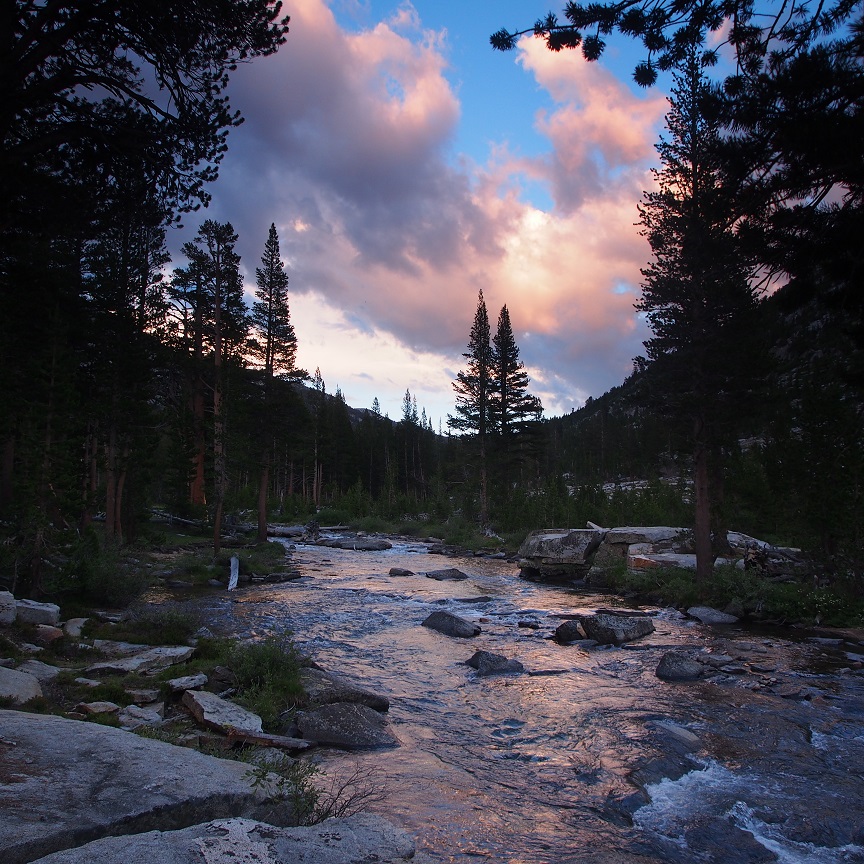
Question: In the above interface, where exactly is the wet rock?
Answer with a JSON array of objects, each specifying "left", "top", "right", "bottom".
[
  {"left": 182, "top": 690, "right": 263, "bottom": 734},
  {"left": 580, "top": 613, "right": 655, "bottom": 646},
  {"left": 683, "top": 818, "right": 778, "bottom": 863},
  {"left": 648, "top": 720, "right": 702, "bottom": 751},
  {"left": 300, "top": 667, "right": 390, "bottom": 712},
  {"left": 15, "top": 599, "right": 60, "bottom": 626},
  {"left": 424, "top": 568, "right": 469, "bottom": 581},
  {"left": 421, "top": 610, "right": 480, "bottom": 638},
  {"left": 656, "top": 651, "right": 704, "bottom": 681},
  {"left": 466, "top": 651, "right": 525, "bottom": 676},
  {"left": 687, "top": 606, "right": 739, "bottom": 625},
  {"left": 554, "top": 619, "right": 585, "bottom": 643},
  {"left": 0, "top": 666, "right": 43, "bottom": 704},
  {"left": 0, "top": 591, "right": 16, "bottom": 625},
  {"left": 388, "top": 567, "right": 415, "bottom": 577},
  {"left": 28, "top": 814, "right": 419, "bottom": 864},
  {"left": 87, "top": 645, "right": 195, "bottom": 675},
  {"left": 296, "top": 702, "right": 399, "bottom": 749}
]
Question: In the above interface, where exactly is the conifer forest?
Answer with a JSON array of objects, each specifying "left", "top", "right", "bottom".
[{"left": 1, "top": 1, "right": 862, "bottom": 612}]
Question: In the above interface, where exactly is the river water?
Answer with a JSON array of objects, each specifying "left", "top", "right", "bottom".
[{"left": 159, "top": 538, "right": 864, "bottom": 864}]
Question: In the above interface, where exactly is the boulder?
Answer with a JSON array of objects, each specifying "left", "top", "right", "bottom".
[
  {"left": 300, "top": 667, "right": 390, "bottom": 712},
  {"left": 579, "top": 613, "right": 655, "bottom": 646},
  {"left": 166, "top": 673, "right": 208, "bottom": 694},
  {"left": 15, "top": 599, "right": 60, "bottom": 626},
  {"left": 687, "top": 606, "right": 739, "bottom": 625},
  {"left": 28, "top": 814, "right": 418, "bottom": 864},
  {"left": 421, "top": 610, "right": 481, "bottom": 638},
  {"left": 656, "top": 651, "right": 705, "bottom": 681},
  {"left": 517, "top": 529, "right": 604, "bottom": 580},
  {"left": 0, "top": 709, "right": 293, "bottom": 864},
  {"left": 0, "top": 590, "right": 16, "bottom": 626},
  {"left": 87, "top": 645, "right": 195, "bottom": 675},
  {"left": 604, "top": 526, "right": 684, "bottom": 546},
  {"left": 0, "top": 666, "right": 43, "bottom": 704},
  {"left": 296, "top": 702, "right": 399, "bottom": 749},
  {"left": 182, "top": 690, "right": 263, "bottom": 734},
  {"left": 554, "top": 620, "right": 585, "bottom": 643},
  {"left": 63, "top": 617, "right": 88, "bottom": 638},
  {"left": 118, "top": 705, "right": 165, "bottom": 730},
  {"left": 388, "top": 567, "right": 415, "bottom": 577},
  {"left": 33, "top": 624, "right": 64, "bottom": 645},
  {"left": 466, "top": 651, "right": 524, "bottom": 676},
  {"left": 424, "top": 568, "right": 468, "bottom": 581},
  {"left": 16, "top": 659, "right": 60, "bottom": 682}
]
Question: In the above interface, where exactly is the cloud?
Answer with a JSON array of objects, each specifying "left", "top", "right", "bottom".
[{"left": 173, "top": 0, "right": 667, "bottom": 417}]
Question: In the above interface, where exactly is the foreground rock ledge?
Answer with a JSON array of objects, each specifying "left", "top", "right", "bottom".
[
  {"left": 29, "top": 815, "right": 419, "bottom": 864},
  {"left": 0, "top": 710, "right": 287, "bottom": 864}
]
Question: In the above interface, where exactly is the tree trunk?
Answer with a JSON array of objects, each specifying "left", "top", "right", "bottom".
[
  {"left": 105, "top": 426, "right": 117, "bottom": 539},
  {"left": 257, "top": 459, "right": 269, "bottom": 543},
  {"left": 693, "top": 415, "right": 713, "bottom": 590},
  {"left": 1, "top": 433, "right": 15, "bottom": 514}
]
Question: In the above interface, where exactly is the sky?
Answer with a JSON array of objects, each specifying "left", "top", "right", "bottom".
[{"left": 169, "top": 0, "right": 672, "bottom": 426}]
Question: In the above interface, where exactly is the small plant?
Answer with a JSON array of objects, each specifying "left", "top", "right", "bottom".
[{"left": 245, "top": 759, "right": 388, "bottom": 826}]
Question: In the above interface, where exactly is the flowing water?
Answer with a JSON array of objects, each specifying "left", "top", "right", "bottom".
[{"left": 156, "top": 538, "right": 864, "bottom": 863}]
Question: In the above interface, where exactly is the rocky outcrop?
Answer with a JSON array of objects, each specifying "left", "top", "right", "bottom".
[
  {"left": 295, "top": 702, "right": 399, "bottom": 749},
  {"left": 579, "top": 613, "right": 655, "bottom": 646},
  {"left": 517, "top": 529, "right": 604, "bottom": 581},
  {"left": 0, "top": 710, "right": 292, "bottom": 864},
  {"left": 28, "top": 814, "right": 421, "bottom": 864},
  {"left": 421, "top": 611, "right": 481, "bottom": 638}
]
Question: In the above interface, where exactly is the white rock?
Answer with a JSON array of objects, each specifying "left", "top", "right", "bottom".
[
  {"left": 166, "top": 673, "right": 208, "bottom": 693},
  {"left": 15, "top": 599, "right": 60, "bottom": 626},
  {"left": 118, "top": 705, "right": 164, "bottom": 730},
  {"left": 16, "top": 660, "right": 61, "bottom": 682},
  {"left": 0, "top": 666, "right": 43, "bottom": 704},
  {"left": 63, "top": 617, "right": 89, "bottom": 638},
  {"left": 0, "top": 591, "right": 16, "bottom": 626},
  {"left": 87, "top": 645, "right": 195, "bottom": 675},
  {"left": 182, "top": 690, "right": 263, "bottom": 734}
]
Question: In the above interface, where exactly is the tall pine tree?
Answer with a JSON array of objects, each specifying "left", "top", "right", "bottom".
[{"left": 448, "top": 290, "right": 493, "bottom": 524}]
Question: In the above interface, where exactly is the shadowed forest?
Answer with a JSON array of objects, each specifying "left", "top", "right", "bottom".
[{"left": 1, "top": 2, "right": 862, "bottom": 617}]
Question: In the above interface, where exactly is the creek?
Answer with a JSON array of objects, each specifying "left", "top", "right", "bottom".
[{"left": 158, "top": 537, "right": 864, "bottom": 864}]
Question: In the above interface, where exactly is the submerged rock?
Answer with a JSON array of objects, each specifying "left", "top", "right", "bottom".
[
  {"left": 421, "top": 611, "right": 481, "bottom": 638},
  {"left": 424, "top": 568, "right": 469, "bottom": 581},
  {"left": 466, "top": 651, "right": 524, "bottom": 676}
]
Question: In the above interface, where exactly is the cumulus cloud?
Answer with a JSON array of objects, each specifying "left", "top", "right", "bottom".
[{"left": 172, "top": 0, "right": 667, "bottom": 417}]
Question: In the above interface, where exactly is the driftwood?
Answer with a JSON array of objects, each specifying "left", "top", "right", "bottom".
[{"left": 226, "top": 729, "right": 312, "bottom": 752}]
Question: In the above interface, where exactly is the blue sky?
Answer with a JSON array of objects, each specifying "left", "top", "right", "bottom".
[{"left": 170, "top": 0, "right": 672, "bottom": 426}]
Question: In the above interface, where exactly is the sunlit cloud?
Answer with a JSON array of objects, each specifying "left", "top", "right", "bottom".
[{"left": 172, "top": 0, "right": 668, "bottom": 418}]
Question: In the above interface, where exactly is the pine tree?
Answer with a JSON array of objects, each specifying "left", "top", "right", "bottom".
[
  {"left": 249, "top": 223, "right": 297, "bottom": 542},
  {"left": 490, "top": 305, "right": 543, "bottom": 444},
  {"left": 637, "top": 50, "right": 759, "bottom": 586},
  {"left": 448, "top": 290, "right": 493, "bottom": 524}
]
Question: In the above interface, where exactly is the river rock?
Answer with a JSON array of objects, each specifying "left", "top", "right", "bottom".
[
  {"left": 466, "top": 651, "right": 525, "bottom": 676},
  {"left": 554, "top": 619, "right": 585, "bottom": 643},
  {"left": 0, "top": 666, "right": 43, "bottom": 704},
  {"left": 424, "top": 568, "right": 469, "bottom": 581},
  {"left": 0, "top": 591, "right": 16, "bottom": 625},
  {"left": 687, "top": 606, "right": 739, "bottom": 625},
  {"left": 182, "top": 690, "right": 263, "bottom": 734},
  {"left": 16, "top": 659, "right": 60, "bottom": 682},
  {"left": 421, "top": 610, "right": 481, "bottom": 638},
  {"left": 296, "top": 702, "right": 399, "bottom": 749},
  {"left": 656, "top": 651, "right": 705, "bottom": 681},
  {"left": 15, "top": 599, "right": 60, "bottom": 626},
  {"left": 0, "top": 709, "right": 293, "bottom": 864},
  {"left": 87, "top": 645, "right": 195, "bottom": 675},
  {"left": 28, "top": 814, "right": 419, "bottom": 864},
  {"left": 389, "top": 567, "right": 415, "bottom": 577},
  {"left": 579, "top": 613, "right": 655, "bottom": 646},
  {"left": 517, "top": 529, "right": 604, "bottom": 580},
  {"left": 300, "top": 667, "right": 390, "bottom": 712}
]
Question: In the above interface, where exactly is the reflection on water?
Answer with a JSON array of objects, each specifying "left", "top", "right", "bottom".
[{"left": 154, "top": 539, "right": 864, "bottom": 864}]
